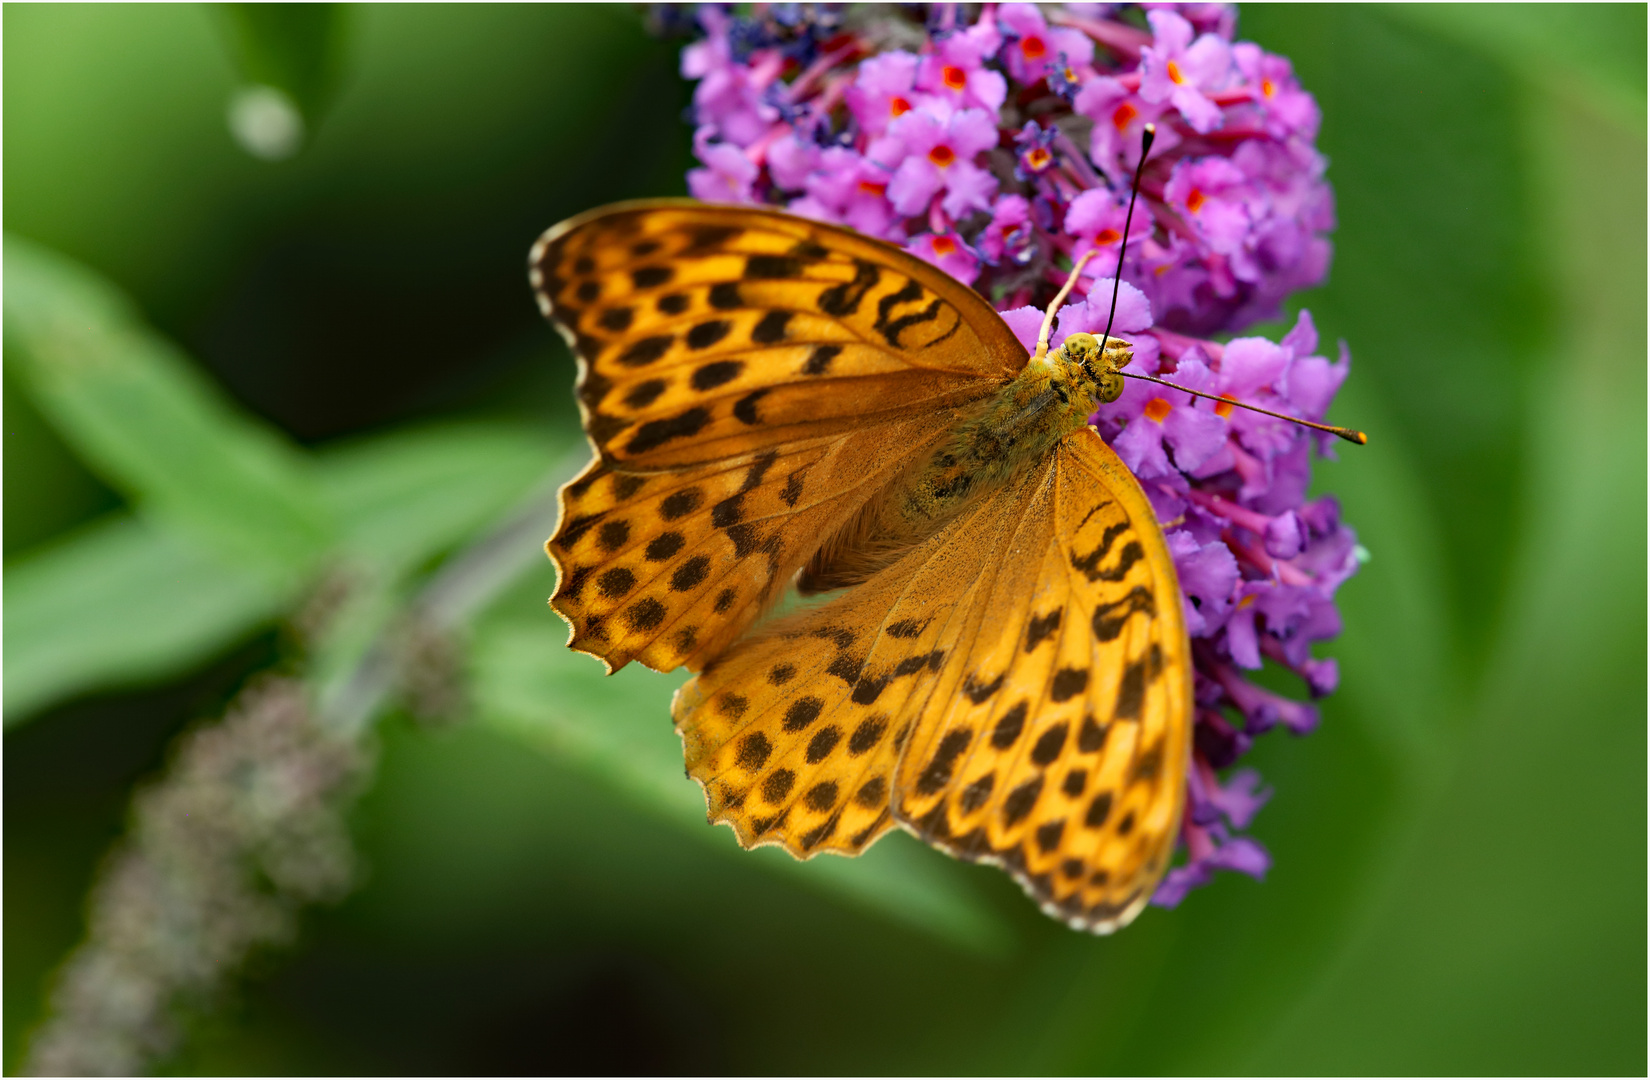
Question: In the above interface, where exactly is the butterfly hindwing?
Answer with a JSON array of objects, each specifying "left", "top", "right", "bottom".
[
  {"left": 674, "top": 428, "right": 1191, "bottom": 930},
  {"left": 550, "top": 412, "right": 959, "bottom": 672}
]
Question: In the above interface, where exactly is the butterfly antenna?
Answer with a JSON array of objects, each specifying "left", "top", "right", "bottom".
[
  {"left": 1123, "top": 371, "right": 1369, "bottom": 444},
  {"left": 1096, "top": 122, "right": 1156, "bottom": 363},
  {"left": 1091, "top": 122, "right": 1367, "bottom": 446}
]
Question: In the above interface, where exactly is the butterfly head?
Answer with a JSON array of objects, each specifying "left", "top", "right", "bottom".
[{"left": 1057, "top": 332, "right": 1132, "bottom": 406}]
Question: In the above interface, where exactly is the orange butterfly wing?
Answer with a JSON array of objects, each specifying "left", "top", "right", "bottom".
[
  {"left": 530, "top": 201, "right": 1027, "bottom": 672},
  {"left": 672, "top": 428, "right": 1192, "bottom": 929}
]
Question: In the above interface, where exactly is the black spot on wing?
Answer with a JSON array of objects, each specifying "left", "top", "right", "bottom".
[
  {"left": 1071, "top": 522, "right": 1130, "bottom": 579},
  {"left": 751, "top": 310, "right": 792, "bottom": 344},
  {"left": 1092, "top": 586, "right": 1155, "bottom": 642},
  {"left": 783, "top": 697, "right": 824, "bottom": 732},
  {"left": 879, "top": 298, "right": 945, "bottom": 348},
  {"left": 627, "top": 407, "right": 710, "bottom": 455},
  {"left": 917, "top": 729, "right": 972, "bottom": 795},
  {"left": 597, "top": 520, "right": 630, "bottom": 552},
  {"left": 618, "top": 335, "right": 674, "bottom": 367},
  {"left": 818, "top": 261, "right": 880, "bottom": 316},
  {"left": 708, "top": 282, "right": 742, "bottom": 309},
  {"left": 803, "top": 781, "right": 839, "bottom": 813},
  {"left": 1131, "top": 740, "right": 1162, "bottom": 781},
  {"left": 1030, "top": 722, "right": 1069, "bottom": 766},
  {"left": 745, "top": 254, "right": 802, "bottom": 279},
  {"left": 959, "top": 773, "right": 994, "bottom": 813},
  {"left": 963, "top": 672, "right": 1004, "bottom": 704},
  {"left": 626, "top": 597, "right": 665, "bottom": 631},
  {"left": 734, "top": 389, "right": 769, "bottom": 425},
  {"left": 632, "top": 266, "right": 673, "bottom": 288},
  {"left": 805, "top": 726, "right": 842, "bottom": 764},
  {"left": 848, "top": 714, "right": 887, "bottom": 756},
  {"left": 598, "top": 307, "right": 633, "bottom": 332},
  {"left": 1078, "top": 713, "right": 1110, "bottom": 753},
  {"left": 802, "top": 344, "right": 842, "bottom": 375},
  {"left": 762, "top": 769, "right": 796, "bottom": 803},
  {"left": 741, "top": 450, "right": 779, "bottom": 491},
  {"left": 1050, "top": 666, "right": 1090, "bottom": 702},
  {"left": 991, "top": 700, "right": 1028, "bottom": 748},
  {"left": 1114, "top": 658, "right": 1146, "bottom": 721},
  {"left": 1025, "top": 608, "right": 1063, "bottom": 651},
  {"left": 1003, "top": 776, "right": 1043, "bottom": 826},
  {"left": 851, "top": 674, "right": 890, "bottom": 705},
  {"left": 596, "top": 568, "right": 635, "bottom": 597},
  {"left": 736, "top": 732, "right": 772, "bottom": 771},
  {"left": 623, "top": 379, "right": 667, "bottom": 409},
  {"left": 687, "top": 225, "right": 741, "bottom": 252},
  {"left": 671, "top": 556, "right": 710, "bottom": 592},
  {"left": 645, "top": 532, "right": 684, "bottom": 561},
  {"left": 686, "top": 320, "right": 731, "bottom": 350},
  {"left": 692, "top": 360, "right": 743, "bottom": 390},
  {"left": 660, "top": 488, "right": 702, "bottom": 520}
]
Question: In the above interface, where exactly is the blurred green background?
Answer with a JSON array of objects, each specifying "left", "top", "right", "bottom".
[{"left": 4, "top": 4, "right": 1644, "bottom": 1074}]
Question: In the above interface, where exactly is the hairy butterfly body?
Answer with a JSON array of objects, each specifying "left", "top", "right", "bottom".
[{"left": 530, "top": 200, "right": 1191, "bottom": 932}]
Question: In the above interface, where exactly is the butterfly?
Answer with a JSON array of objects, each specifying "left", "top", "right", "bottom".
[{"left": 528, "top": 199, "right": 1190, "bottom": 933}]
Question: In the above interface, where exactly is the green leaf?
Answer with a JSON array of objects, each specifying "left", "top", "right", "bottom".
[
  {"left": 317, "top": 422, "right": 565, "bottom": 580},
  {"left": 3, "top": 421, "right": 566, "bottom": 727},
  {"left": 471, "top": 611, "right": 1015, "bottom": 954},
  {"left": 4, "top": 235, "right": 334, "bottom": 583},
  {"left": 3, "top": 513, "right": 296, "bottom": 724}
]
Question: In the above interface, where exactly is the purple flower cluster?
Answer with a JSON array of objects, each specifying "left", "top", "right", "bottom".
[{"left": 674, "top": 3, "right": 1359, "bottom": 907}]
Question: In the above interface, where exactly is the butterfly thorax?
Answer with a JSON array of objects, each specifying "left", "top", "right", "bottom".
[
  {"left": 800, "top": 334, "right": 1132, "bottom": 592},
  {"left": 905, "top": 332, "right": 1132, "bottom": 515}
]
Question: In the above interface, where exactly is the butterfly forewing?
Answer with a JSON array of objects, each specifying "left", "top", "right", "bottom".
[
  {"left": 673, "top": 429, "right": 1191, "bottom": 930},
  {"left": 533, "top": 202, "right": 1029, "bottom": 673},
  {"left": 530, "top": 201, "right": 1026, "bottom": 469}
]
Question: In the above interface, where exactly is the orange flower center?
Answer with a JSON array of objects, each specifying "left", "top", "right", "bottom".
[
  {"left": 1261, "top": 77, "right": 1276, "bottom": 98},
  {"left": 1112, "top": 101, "right": 1138, "bottom": 133},
  {"left": 858, "top": 180, "right": 887, "bottom": 197},
  {"left": 931, "top": 235, "right": 958, "bottom": 256},
  {"left": 1024, "top": 147, "right": 1052, "bottom": 170},
  {"left": 1214, "top": 395, "right": 1237, "bottom": 418},
  {"left": 1094, "top": 228, "right": 1121, "bottom": 245},
  {"left": 889, "top": 95, "right": 912, "bottom": 117},
  {"left": 942, "top": 65, "right": 968, "bottom": 91},
  {"left": 1186, "top": 188, "right": 1206, "bottom": 213},
  {"left": 1143, "top": 397, "right": 1173, "bottom": 423},
  {"left": 928, "top": 144, "right": 956, "bottom": 167},
  {"left": 1020, "top": 36, "right": 1047, "bottom": 59},
  {"left": 1167, "top": 59, "right": 1185, "bottom": 85},
  {"left": 1236, "top": 593, "right": 1256, "bottom": 610}
]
